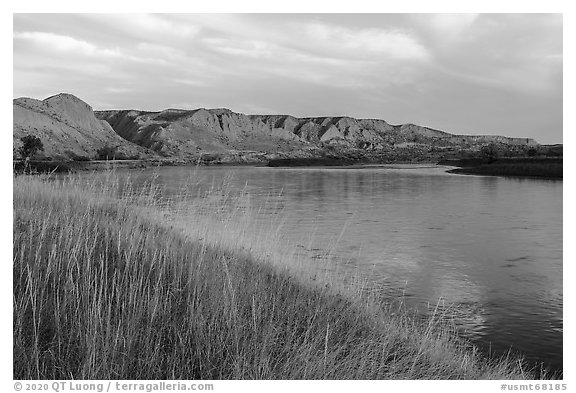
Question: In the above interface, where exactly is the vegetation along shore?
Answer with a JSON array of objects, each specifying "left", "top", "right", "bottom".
[
  {"left": 440, "top": 157, "right": 563, "bottom": 179},
  {"left": 13, "top": 172, "right": 545, "bottom": 380}
]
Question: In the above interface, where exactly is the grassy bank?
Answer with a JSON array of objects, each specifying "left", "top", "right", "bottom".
[
  {"left": 12, "top": 159, "right": 173, "bottom": 174},
  {"left": 13, "top": 174, "right": 536, "bottom": 379}
]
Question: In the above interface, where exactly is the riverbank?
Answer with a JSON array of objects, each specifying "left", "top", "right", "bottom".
[
  {"left": 12, "top": 157, "right": 272, "bottom": 174},
  {"left": 267, "top": 156, "right": 443, "bottom": 167},
  {"left": 439, "top": 158, "right": 562, "bottom": 179},
  {"left": 12, "top": 156, "right": 440, "bottom": 174},
  {"left": 13, "top": 159, "right": 164, "bottom": 173},
  {"left": 14, "top": 155, "right": 564, "bottom": 181},
  {"left": 267, "top": 157, "right": 361, "bottom": 167},
  {"left": 13, "top": 174, "right": 540, "bottom": 379}
]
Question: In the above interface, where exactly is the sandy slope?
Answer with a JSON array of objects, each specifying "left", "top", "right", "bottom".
[
  {"left": 97, "top": 106, "right": 538, "bottom": 162},
  {"left": 13, "top": 94, "right": 155, "bottom": 160}
]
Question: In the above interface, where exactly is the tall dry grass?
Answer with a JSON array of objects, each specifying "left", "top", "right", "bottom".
[{"left": 13, "top": 172, "right": 535, "bottom": 379}]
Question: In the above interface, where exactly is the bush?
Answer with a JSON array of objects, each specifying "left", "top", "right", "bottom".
[
  {"left": 19, "top": 135, "right": 44, "bottom": 160},
  {"left": 64, "top": 150, "right": 91, "bottom": 162},
  {"left": 96, "top": 145, "right": 118, "bottom": 160},
  {"left": 480, "top": 143, "right": 499, "bottom": 162}
]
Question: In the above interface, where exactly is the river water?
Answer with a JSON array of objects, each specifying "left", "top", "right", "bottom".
[{"left": 116, "top": 164, "right": 563, "bottom": 373}]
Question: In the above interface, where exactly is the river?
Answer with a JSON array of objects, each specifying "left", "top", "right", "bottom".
[{"left": 114, "top": 164, "right": 563, "bottom": 373}]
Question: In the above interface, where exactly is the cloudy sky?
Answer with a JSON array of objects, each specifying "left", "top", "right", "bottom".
[{"left": 13, "top": 13, "right": 562, "bottom": 143}]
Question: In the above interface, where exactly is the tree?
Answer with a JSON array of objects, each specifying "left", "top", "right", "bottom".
[
  {"left": 18, "top": 135, "right": 44, "bottom": 161},
  {"left": 96, "top": 144, "right": 118, "bottom": 160},
  {"left": 480, "top": 143, "right": 499, "bottom": 162}
]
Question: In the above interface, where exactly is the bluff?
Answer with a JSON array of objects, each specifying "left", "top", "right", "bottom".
[
  {"left": 13, "top": 94, "right": 154, "bottom": 160},
  {"left": 96, "top": 107, "right": 538, "bottom": 163},
  {"left": 13, "top": 93, "right": 540, "bottom": 163}
]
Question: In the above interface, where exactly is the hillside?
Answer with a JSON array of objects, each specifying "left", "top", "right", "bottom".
[
  {"left": 96, "top": 107, "right": 538, "bottom": 163},
  {"left": 13, "top": 94, "right": 155, "bottom": 161},
  {"left": 13, "top": 93, "right": 541, "bottom": 164}
]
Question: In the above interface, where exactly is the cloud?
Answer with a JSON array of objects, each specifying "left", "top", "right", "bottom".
[
  {"left": 14, "top": 31, "right": 121, "bottom": 58},
  {"left": 136, "top": 42, "right": 186, "bottom": 58},
  {"left": 105, "top": 87, "right": 132, "bottom": 94},
  {"left": 81, "top": 14, "right": 200, "bottom": 41},
  {"left": 420, "top": 13, "right": 479, "bottom": 35},
  {"left": 14, "top": 31, "right": 177, "bottom": 69},
  {"left": 302, "top": 22, "right": 429, "bottom": 60},
  {"left": 197, "top": 31, "right": 418, "bottom": 90},
  {"left": 127, "top": 14, "right": 199, "bottom": 37},
  {"left": 420, "top": 14, "right": 563, "bottom": 94},
  {"left": 169, "top": 78, "right": 206, "bottom": 87},
  {"left": 202, "top": 38, "right": 276, "bottom": 59}
]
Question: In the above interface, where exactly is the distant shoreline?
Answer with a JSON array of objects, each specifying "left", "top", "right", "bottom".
[
  {"left": 12, "top": 157, "right": 442, "bottom": 173},
  {"left": 13, "top": 156, "right": 563, "bottom": 179},
  {"left": 440, "top": 157, "right": 563, "bottom": 179}
]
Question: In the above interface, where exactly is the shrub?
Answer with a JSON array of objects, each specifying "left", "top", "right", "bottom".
[
  {"left": 96, "top": 144, "right": 118, "bottom": 160},
  {"left": 480, "top": 143, "right": 499, "bottom": 162},
  {"left": 18, "top": 135, "right": 44, "bottom": 160}
]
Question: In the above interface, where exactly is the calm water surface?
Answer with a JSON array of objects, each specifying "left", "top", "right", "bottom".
[{"left": 118, "top": 164, "right": 563, "bottom": 373}]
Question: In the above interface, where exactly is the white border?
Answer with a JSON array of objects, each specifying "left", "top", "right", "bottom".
[{"left": 3, "top": 2, "right": 571, "bottom": 391}]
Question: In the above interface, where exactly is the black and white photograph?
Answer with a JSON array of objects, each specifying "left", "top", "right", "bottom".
[{"left": 7, "top": 6, "right": 566, "bottom": 389}]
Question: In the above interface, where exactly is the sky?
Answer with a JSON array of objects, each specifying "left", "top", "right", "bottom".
[{"left": 13, "top": 13, "right": 563, "bottom": 143}]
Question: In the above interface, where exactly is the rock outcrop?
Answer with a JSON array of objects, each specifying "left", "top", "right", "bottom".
[
  {"left": 95, "top": 108, "right": 315, "bottom": 161},
  {"left": 13, "top": 94, "right": 154, "bottom": 160},
  {"left": 96, "top": 107, "right": 538, "bottom": 162},
  {"left": 13, "top": 92, "right": 539, "bottom": 163}
]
